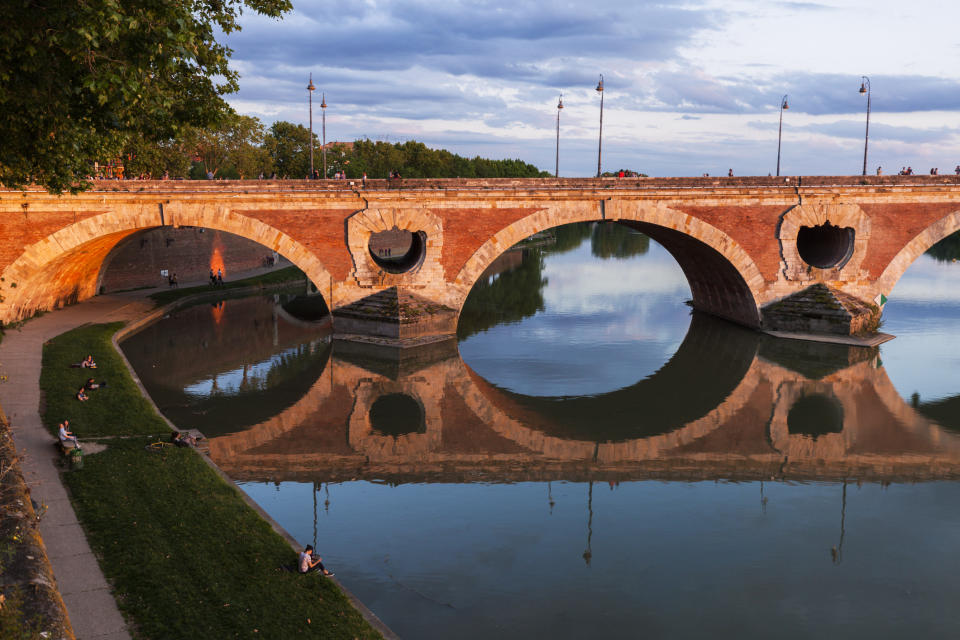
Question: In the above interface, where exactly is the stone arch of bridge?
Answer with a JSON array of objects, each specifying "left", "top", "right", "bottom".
[
  {"left": 0, "top": 208, "right": 334, "bottom": 323},
  {"left": 451, "top": 201, "right": 766, "bottom": 328},
  {"left": 875, "top": 208, "right": 960, "bottom": 298}
]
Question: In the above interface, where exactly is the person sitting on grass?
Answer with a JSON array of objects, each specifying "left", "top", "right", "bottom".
[
  {"left": 81, "top": 355, "right": 97, "bottom": 369},
  {"left": 76, "top": 386, "right": 89, "bottom": 402},
  {"left": 298, "top": 544, "right": 334, "bottom": 576},
  {"left": 58, "top": 421, "right": 81, "bottom": 449},
  {"left": 170, "top": 431, "right": 202, "bottom": 447}
]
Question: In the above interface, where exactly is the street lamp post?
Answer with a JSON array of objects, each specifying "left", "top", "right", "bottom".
[
  {"left": 859, "top": 76, "right": 871, "bottom": 176},
  {"left": 307, "top": 75, "right": 316, "bottom": 178},
  {"left": 596, "top": 75, "right": 604, "bottom": 178},
  {"left": 776, "top": 94, "right": 789, "bottom": 177},
  {"left": 555, "top": 93, "right": 563, "bottom": 178},
  {"left": 321, "top": 93, "right": 328, "bottom": 178}
]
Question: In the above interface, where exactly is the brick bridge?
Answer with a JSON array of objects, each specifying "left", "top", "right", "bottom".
[{"left": 3, "top": 175, "right": 960, "bottom": 336}]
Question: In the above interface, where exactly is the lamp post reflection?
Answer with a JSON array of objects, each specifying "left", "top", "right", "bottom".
[
  {"left": 831, "top": 481, "right": 848, "bottom": 564},
  {"left": 583, "top": 481, "right": 594, "bottom": 567}
]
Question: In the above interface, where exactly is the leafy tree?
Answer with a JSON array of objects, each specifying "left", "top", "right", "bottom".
[
  {"left": 337, "top": 138, "right": 550, "bottom": 179},
  {"left": 0, "top": 0, "right": 291, "bottom": 193},
  {"left": 264, "top": 121, "right": 317, "bottom": 178},
  {"left": 186, "top": 113, "right": 271, "bottom": 178},
  {"left": 123, "top": 137, "right": 192, "bottom": 179}
]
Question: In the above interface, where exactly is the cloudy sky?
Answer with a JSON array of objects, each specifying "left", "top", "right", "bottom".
[{"left": 223, "top": 0, "right": 960, "bottom": 177}]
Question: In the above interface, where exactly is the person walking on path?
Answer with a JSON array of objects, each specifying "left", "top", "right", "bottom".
[{"left": 298, "top": 544, "right": 334, "bottom": 576}]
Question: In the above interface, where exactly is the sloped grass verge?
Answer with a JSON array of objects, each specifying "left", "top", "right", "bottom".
[
  {"left": 40, "top": 323, "right": 167, "bottom": 438},
  {"left": 62, "top": 438, "right": 379, "bottom": 639},
  {"left": 44, "top": 323, "right": 381, "bottom": 639}
]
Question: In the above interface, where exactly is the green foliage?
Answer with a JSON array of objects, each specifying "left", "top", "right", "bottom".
[
  {"left": 0, "top": 588, "right": 45, "bottom": 640},
  {"left": 123, "top": 136, "right": 192, "bottom": 179},
  {"left": 264, "top": 121, "right": 317, "bottom": 178},
  {"left": 338, "top": 139, "right": 550, "bottom": 179},
  {"left": 0, "top": 0, "right": 291, "bottom": 193},
  {"left": 40, "top": 323, "right": 169, "bottom": 437},
  {"left": 926, "top": 230, "right": 960, "bottom": 263}
]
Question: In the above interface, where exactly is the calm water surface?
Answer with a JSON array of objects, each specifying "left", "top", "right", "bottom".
[{"left": 122, "top": 223, "right": 960, "bottom": 639}]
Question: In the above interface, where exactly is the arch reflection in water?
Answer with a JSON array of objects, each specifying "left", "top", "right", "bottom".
[
  {"left": 207, "top": 313, "right": 960, "bottom": 484},
  {"left": 120, "top": 293, "right": 333, "bottom": 437}
]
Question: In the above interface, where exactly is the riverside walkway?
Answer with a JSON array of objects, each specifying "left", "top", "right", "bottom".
[
  {"left": 0, "top": 261, "right": 377, "bottom": 639},
  {"left": 0, "top": 294, "right": 149, "bottom": 639}
]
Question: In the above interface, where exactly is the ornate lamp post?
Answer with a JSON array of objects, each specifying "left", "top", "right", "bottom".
[
  {"left": 859, "top": 76, "right": 871, "bottom": 176},
  {"left": 555, "top": 93, "right": 563, "bottom": 178},
  {"left": 596, "top": 75, "right": 604, "bottom": 178},
  {"left": 307, "top": 75, "right": 316, "bottom": 178},
  {"left": 321, "top": 93, "right": 328, "bottom": 178},
  {"left": 776, "top": 94, "right": 789, "bottom": 177}
]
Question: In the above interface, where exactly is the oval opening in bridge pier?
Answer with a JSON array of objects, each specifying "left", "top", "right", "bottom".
[
  {"left": 797, "top": 222, "right": 855, "bottom": 269},
  {"left": 368, "top": 227, "right": 427, "bottom": 274},
  {"left": 787, "top": 393, "right": 844, "bottom": 438},
  {"left": 369, "top": 393, "right": 426, "bottom": 437}
]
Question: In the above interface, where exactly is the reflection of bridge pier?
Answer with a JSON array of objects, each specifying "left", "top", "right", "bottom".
[{"left": 207, "top": 316, "right": 960, "bottom": 485}]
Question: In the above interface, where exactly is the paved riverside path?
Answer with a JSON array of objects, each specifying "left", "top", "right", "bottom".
[{"left": 0, "top": 294, "right": 155, "bottom": 640}]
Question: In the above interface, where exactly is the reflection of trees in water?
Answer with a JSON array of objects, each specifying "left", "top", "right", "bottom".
[
  {"left": 458, "top": 222, "right": 654, "bottom": 340},
  {"left": 591, "top": 222, "right": 650, "bottom": 259},
  {"left": 457, "top": 247, "right": 547, "bottom": 339},
  {"left": 543, "top": 222, "right": 592, "bottom": 255},
  {"left": 916, "top": 394, "right": 960, "bottom": 434},
  {"left": 926, "top": 229, "right": 960, "bottom": 262},
  {"left": 261, "top": 341, "right": 330, "bottom": 389}
]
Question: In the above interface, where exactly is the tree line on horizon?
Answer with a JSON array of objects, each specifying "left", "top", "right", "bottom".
[{"left": 116, "top": 111, "right": 550, "bottom": 181}]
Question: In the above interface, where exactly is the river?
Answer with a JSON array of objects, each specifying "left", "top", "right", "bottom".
[{"left": 120, "top": 222, "right": 960, "bottom": 639}]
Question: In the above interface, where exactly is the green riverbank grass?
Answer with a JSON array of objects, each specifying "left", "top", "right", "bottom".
[
  {"left": 63, "top": 438, "right": 379, "bottom": 639},
  {"left": 40, "top": 323, "right": 166, "bottom": 438},
  {"left": 43, "top": 323, "right": 381, "bottom": 639},
  {"left": 149, "top": 266, "right": 306, "bottom": 307}
]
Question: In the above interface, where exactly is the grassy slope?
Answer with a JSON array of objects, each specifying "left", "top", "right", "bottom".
[
  {"left": 43, "top": 324, "right": 381, "bottom": 639},
  {"left": 40, "top": 323, "right": 166, "bottom": 438},
  {"left": 149, "top": 266, "right": 306, "bottom": 307}
]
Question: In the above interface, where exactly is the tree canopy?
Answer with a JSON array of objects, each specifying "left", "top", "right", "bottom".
[
  {"left": 0, "top": 0, "right": 291, "bottom": 193},
  {"left": 334, "top": 139, "right": 550, "bottom": 179}
]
